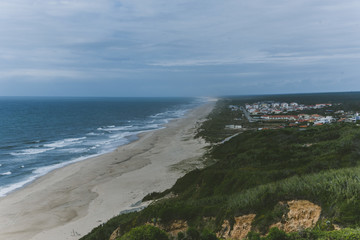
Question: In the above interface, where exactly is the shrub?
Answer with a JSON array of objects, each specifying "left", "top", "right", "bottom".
[
  {"left": 178, "top": 231, "right": 185, "bottom": 240},
  {"left": 200, "top": 230, "right": 218, "bottom": 240},
  {"left": 246, "top": 231, "right": 261, "bottom": 240},
  {"left": 118, "top": 225, "right": 169, "bottom": 240},
  {"left": 186, "top": 227, "right": 201, "bottom": 240},
  {"left": 266, "top": 227, "right": 288, "bottom": 240}
]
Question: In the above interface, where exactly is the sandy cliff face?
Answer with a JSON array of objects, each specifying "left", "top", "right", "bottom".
[
  {"left": 109, "top": 227, "right": 121, "bottom": 240},
  {"left": 164, "top": 220, "right": 189, "bottom": 237},
  {"left": 147, "top": 219, "right": 189, "bottom": 237},
  {"left": 109, "top": 200, "right": 321, "bottom": 240},
  {"left": 217, "top": 214, "right": 256, "bottom": 240},
  {"left": 217, "top": 200, "right": 321, "bottom": 240},
  {"left": 270, "top": 200, "right": 321, "bottom": 232}
]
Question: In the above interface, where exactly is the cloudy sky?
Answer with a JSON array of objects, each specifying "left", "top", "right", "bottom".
[{"left": 0, "top": 0, "right": 360, "bottom": 97}]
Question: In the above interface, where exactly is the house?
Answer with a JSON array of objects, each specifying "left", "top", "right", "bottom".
[
  {"left": 261, "top": 115, "right": 298, "bottom": 121},
  {"left": 314, "top": 116, "right": 334, "bottom": 125},
  {"left": 315, "top": 104, "right": 326, "bottom": 109},
  {"left": 281, "top": 102, "right": 289, "bottom": 108},
  {"left": 272, "top": 109, "right": 282, "bottom": 114},
  {"left": 225, "top": 125, "right": 242, "bottom": 129},
  {"left": 298, "top": 114, "right": 310, "bottom": 120},
  {"left": 355, "top": 113, "right": 360, "bottom": 121},
  {"left": 272, "top": 102, "right": 280, "bottom": 108},
  {"left": 311, "top": 114, "right": 322, "bottom": 120}
]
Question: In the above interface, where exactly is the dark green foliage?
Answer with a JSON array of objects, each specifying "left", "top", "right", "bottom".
[
  {"left": 266, "top": 227, "right": 288, "bottom": 240},
  {"left": 200, "top": 230, "right": 218, "bottom": 240},
  {"left": 170, "top": 125, "right": 360, "bottom": 212},
  {"left": 142, "top": 190, "right": 170, "bottom": 201},
  {"left": 252, "top": 203, "right": 289, "bottom": 233},
  {"left": 118, "top": 225, "right": 169, "bottom": 240},
  {"left": 247, "top": 231, "right": 261, "bottom": 240},
  {"left": 186, "top": 227, "right": 201, "bottom": 239},
  {"left": 80, "top": 212, "right": 141, "bottom": 240},
  {"left": 289, "top": 228, "right": 360, "bottom": 239},
  {"left": 81, "top": 93, "right": 360, "bottom": 240},
  {"left": 82, "top": 124, "right": 360, "bottom": 239},
  {"left": 178, "top": 232, "right": 185, "bottom": 240},
  {"left": 315, "top": 219, "right": 335, "bottom": 231}
]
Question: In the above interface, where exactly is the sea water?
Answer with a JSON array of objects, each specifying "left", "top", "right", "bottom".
[{"left": 0, "top": 97, "right": 205, "bottom": 197}]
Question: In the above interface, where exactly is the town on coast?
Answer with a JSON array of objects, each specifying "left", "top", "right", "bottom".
[{"left": 227, "top": 100, "right": 360, "bottom": 130}]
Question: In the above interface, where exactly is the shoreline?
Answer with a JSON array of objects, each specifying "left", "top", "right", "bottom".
[
  {"left": 0, "top": 100, "right": 200, "bottom": 198},
  {"left": 0, "top": 101, "right": 215, "bottom": 240}
]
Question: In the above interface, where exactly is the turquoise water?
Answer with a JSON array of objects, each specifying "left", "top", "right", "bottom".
[{"left": 0, "top": 97, "right": 204, "bottom": 197}]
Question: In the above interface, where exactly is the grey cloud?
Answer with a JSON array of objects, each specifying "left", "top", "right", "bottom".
[{"left": 0, "top": 0, "right": 359, "bottom": 96}]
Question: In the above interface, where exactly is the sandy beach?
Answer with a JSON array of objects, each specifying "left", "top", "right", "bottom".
[{"left": 0, "top": 102, "right": 215, "bottom": 240}]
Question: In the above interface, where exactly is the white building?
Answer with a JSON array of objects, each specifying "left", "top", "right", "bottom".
[
  {"left": 315, "top": 116, "right": 334, "bottom": 124},
  {"left": 272, "top": 103, "right": 280, "bottom": 108},
  {"left": 281, "top": 102, "right": 289, "bottom": 108}
]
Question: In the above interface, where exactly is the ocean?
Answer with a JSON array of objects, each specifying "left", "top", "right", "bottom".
[{"left": 0, "top": 97, "right": 205, "bottom": 197}]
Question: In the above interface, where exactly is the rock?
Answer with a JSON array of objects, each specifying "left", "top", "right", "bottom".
[
  {"left": 270, "top": 200, "right": 321, "bottom": 232},
  {"left": 167, "top": 220, "right": 189, "bottom": 236},
  {"left": 216, "top": 220, "right": 231, "bottom": 239},
  {"left": 217, "top": 214, "right": 256, "bottom": 239},
  {"left": 147, "top": 219, "right": 188, "bottom": 237},
  {"left": 109, "top": 226, "right": 121, "bottom": 240}
]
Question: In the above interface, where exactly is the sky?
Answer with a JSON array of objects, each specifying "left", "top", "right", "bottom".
[{"left": 0, "top": 0, "right": 360, "bottom": 97}]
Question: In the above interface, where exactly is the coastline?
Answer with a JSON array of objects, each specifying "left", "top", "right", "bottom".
[{"left": 0, "top": 101, "right": 215, "bottom": 240}]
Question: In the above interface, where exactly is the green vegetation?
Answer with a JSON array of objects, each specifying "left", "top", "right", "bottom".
[
  {"left": 195, "top": 100, "right": 243, "bottom": 143},
  {"left": 247, "top": 227, "right": 360, "bottom": 240},
  {"left": 226, "top": 92, "right": 360, "bottom": 112},
  {"left": 117, "top": 225, "right": 168, "bottom": 240},
  {"left": 81, "top": 93, "right": 360, "bottom": 240}
]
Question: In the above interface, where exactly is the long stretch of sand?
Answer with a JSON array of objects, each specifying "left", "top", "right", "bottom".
[{"left": 0, "top": 102, "right": 215, "bottom": 240}]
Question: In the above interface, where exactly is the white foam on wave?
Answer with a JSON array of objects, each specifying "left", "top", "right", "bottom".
[
  {"left": 44, "top": 137, "right": 86, "bottom": 148},
  {"left": 0, "top": 102, "right": 199, "bottom": 198},
  {"left": 98, "top": 125, "right": 133, "bottom": 132},
  {"left": 65, "top": 148, "right": 88, "bottom": 154},
  {"left": 149, "top": 109, "right": 188, "bottom": 125},
  {"left": 0, "top": 152, "right": 103, "bottom": 197},
  {"left": 109, "top": 131, "right": 133, "bottom": 139},
  {"left": 0, "top": 177, "right": 36, "bottom": 197},
  {"left": 1, "top": 171, "right": 11, "bottom": 176},
  {"left": 86, "top": 132, "right": 101, "bottom": 136},
  {"left": 33, "top": 153, "right": 103, "bottom": 178},
  {"left": 11, "top": 147, "right": 55, "bottom": 156}
]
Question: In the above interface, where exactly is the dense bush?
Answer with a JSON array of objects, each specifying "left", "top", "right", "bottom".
[
  {"left": 118, "top": 225, "right": 169, "bottom": 240},
  {"left": 266, "top": 227, "right": 288, "bottom": 240},
  {"left": 81, "top": 93, "right": 360, "bottom": 240}
]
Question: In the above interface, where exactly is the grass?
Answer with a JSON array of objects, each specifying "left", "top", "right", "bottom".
[{"left": 81, "top": 94, "right": 360, "bottom": 240}]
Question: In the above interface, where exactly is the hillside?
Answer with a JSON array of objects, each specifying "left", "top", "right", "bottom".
[{"left": 81, "top": 93, "right": 360, "bottom": 240}]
